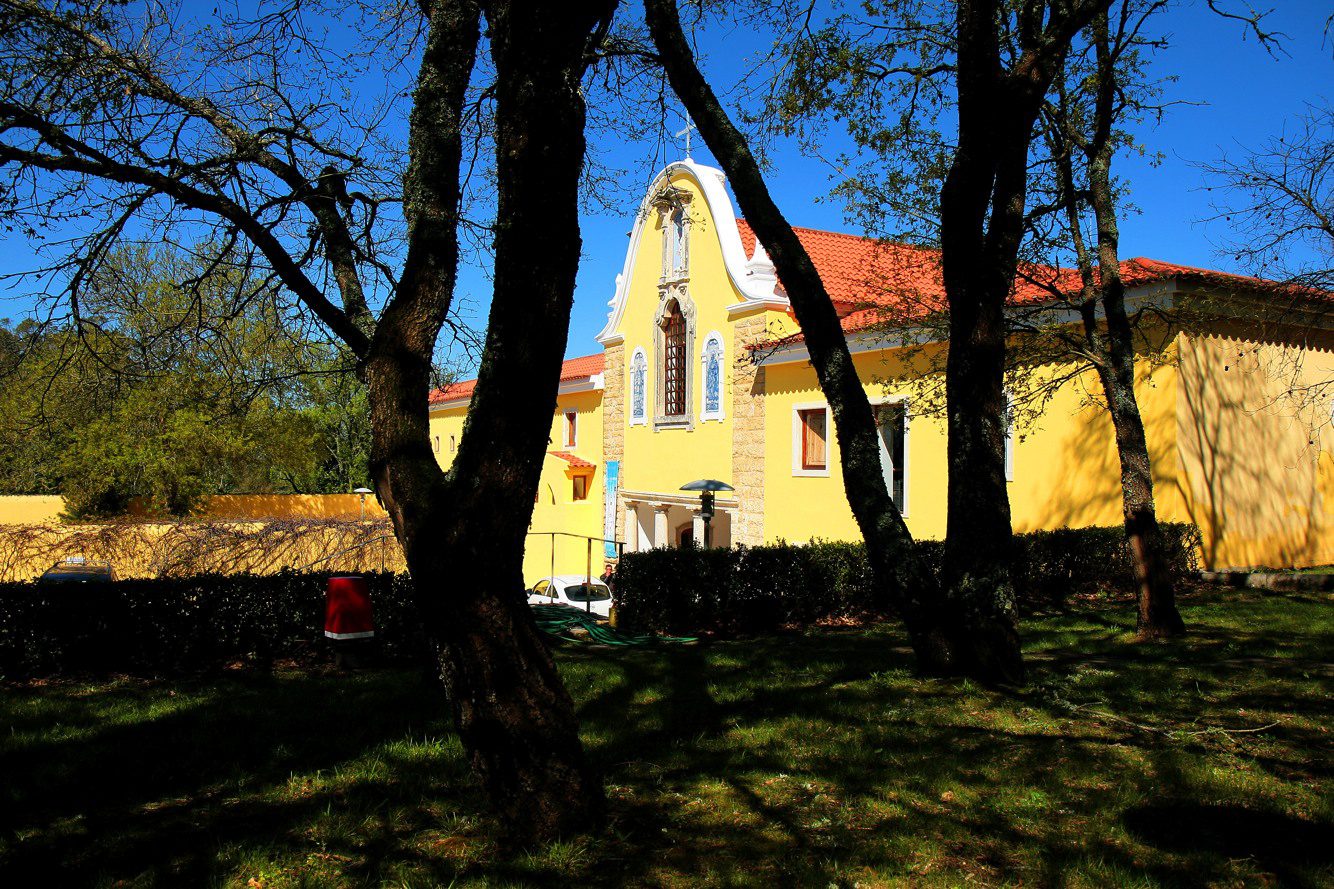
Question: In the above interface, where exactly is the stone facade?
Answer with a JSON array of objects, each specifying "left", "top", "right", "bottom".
[{"left": 731, "top": 316, "right": 768, "bottom": 546}]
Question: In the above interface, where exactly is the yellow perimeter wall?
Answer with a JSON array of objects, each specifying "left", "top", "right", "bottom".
[
  {"left": 0, "top": 493, "right": 388, "bottom": 524},
  {"left": 0, "top": 519, "right": 401, "bottom": 582}
]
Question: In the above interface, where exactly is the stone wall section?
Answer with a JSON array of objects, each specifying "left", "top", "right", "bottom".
[{"left": 731, "top": 317, "right": 768, "bottom": 546}]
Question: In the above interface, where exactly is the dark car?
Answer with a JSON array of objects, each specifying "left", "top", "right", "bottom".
[{"left": 38, "top": 557, "right": 117, "bottom": 584}]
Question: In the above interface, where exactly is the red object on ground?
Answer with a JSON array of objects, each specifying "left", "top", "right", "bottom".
[{"left": 325, "top": 575, "right": 375, "bottom": 639}]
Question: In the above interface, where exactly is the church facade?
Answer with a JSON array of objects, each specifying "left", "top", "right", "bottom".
[{"left": 429, "top": 160, "right": 1334, "bottom": 580}]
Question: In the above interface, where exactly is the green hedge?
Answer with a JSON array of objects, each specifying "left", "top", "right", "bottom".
[
  {"left": 614, "top": 523, "right": 1201, "bottom": 635},
  {"left": 0, "top": 571, "right": 431, "bottom": 678}
]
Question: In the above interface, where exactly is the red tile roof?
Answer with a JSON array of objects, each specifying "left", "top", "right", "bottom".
[
  {"left": 429, "top": 352, "right": 605, "bottom": 406},
  {"left": 548, "top": 451, "right": 595, "bottom": 470},
  {"left": 737, "top": 220, "right": 944, "bottom": 308},
  {"left": 737, "top": 220, "right": 1312, "bottom": 350}
]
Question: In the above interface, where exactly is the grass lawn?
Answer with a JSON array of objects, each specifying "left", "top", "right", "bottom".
[{"left": 1, "top": 588, "right": 1330, "bottom": 888}]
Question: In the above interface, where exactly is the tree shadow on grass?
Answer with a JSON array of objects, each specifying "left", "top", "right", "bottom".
[
  {"left": 3, "top": 595, "right": 1329, "bottom": 887},
  {"left": 0, "top": 670, "right": 483, "bottom": 886},
  {"left": 1123, "top": 802, "right": 1334, "bottom": 889}
]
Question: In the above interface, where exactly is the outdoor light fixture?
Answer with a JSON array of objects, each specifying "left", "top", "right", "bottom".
[
  {"left": 353, "top": 487, "right": 374, "bottom": 521},
  {"left": 680, "top": 479, "right": 734, "bottom": 548}
]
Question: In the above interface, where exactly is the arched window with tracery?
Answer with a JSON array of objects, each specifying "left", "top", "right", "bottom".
[{"left": 662, "top": 299, "right": 686, "bottom": 417}]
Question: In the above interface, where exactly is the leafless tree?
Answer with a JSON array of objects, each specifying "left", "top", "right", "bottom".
[{"left": 0, "top": 0, "right": 618, "bottom": 842}]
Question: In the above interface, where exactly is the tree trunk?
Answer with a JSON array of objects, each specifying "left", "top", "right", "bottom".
[
  {"left": 936, "top": 0, "right": 1028, "bottom": 684},
  {"left": 1089, "top": 179, "right": 1185, "bottom": 639},
  {"left": 643, "top": 0, "right": 953, "bottom": 672},
  {"left": 1096, "top": 349, "right": 1187, "bottom": 638},
  {"left": 363, "top": 0, "right": 613, "bottom": 844},
  {"left": 935, "top": 0, "right": 1110, "bottom": 682},
  {"left": 1081, "top": 9, "right": 1186, "bottom": 639}
]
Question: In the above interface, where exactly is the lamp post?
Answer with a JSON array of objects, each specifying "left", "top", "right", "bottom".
[
  {"left": 353, "top": 487, "right": 373, "bottom": 521},
  {"left": 679, "top": 479, "right": 734, "bottom": 549}
]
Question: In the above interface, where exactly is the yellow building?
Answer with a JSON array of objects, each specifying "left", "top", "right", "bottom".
[{"left": 430, "top": 160, "right": 1334, "bottom": 577}]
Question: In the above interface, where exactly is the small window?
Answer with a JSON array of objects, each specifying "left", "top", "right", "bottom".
[
  {"left": 450, "top": 435, "right": 456, "bottom": 453},
  {"left": 564, "top": 410, "right": 577, "bottom": 448},
  {"left": 572, "top": 475, "right": 588, "bottom": 501},
  {"left": 432, "top": 435, "right": 440, "bottom": 452},
  {"left": 800, "top": 408, "right": 827, "bottom": 470}
]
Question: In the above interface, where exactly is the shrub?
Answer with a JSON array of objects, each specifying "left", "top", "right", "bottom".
[
  {"left": 614, "top": 523, "right": 1201, "bottom": 635},
  {"left": 0, "top": 571, "right": 431, "bottom": 678}
]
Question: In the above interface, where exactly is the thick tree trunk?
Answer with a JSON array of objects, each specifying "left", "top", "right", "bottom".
[
  {"left": 643, "top": 0, "right": 953, "bottom": 672},
  {"left": 936, "top": 0, "right": 1028, "bottom": 684},
  {"left": 362, "top": 0, "right": 613, "bottom": 844}
]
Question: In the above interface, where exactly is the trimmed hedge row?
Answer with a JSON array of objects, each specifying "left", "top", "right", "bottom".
[
  {"left": 0, "top": 571, "right": 431, "bottom": 678},
  {"left": 613, "top": 523, "right": 1202, "bottom": 635}
]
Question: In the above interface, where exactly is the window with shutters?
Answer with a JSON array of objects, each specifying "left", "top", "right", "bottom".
[
  {"left": 801, "top": 409, "right": 827, "bottom": 469},
  {"left": 653, "top": 285, "right": 695, "bottom": 429},
  {"left": 793, "top": 404, "right": 830, "bottom": 476}
]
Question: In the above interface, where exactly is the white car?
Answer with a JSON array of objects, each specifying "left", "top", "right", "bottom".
[{"left": 527, "top": 575, "right": 613, "bottom": 618}]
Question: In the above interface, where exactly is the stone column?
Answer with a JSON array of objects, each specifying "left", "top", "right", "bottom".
[
  {"left": 653, "top": 504, "right": 671, "bottom": 549},
  {"left": 691, "top": 509, "right": 706, "bottom": 548},
  {"left": 624, "top": 501, "right": 639, "bottom": 553},
  {"left": 731, "top": 316, "right": 768, "bottom": 546}
]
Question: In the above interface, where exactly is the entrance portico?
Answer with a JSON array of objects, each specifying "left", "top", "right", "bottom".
[{"left": 621, "top": 488, "right": 736, "bottom": 551}]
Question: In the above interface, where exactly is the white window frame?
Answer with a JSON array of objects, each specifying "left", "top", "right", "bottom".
[
  {"left": 699, "top": 330, "right": 726, "bottom": 423},
  {"left": 871, "top": 395, "right": 911, "bottom": 518},
  {"left": 791, "top": 401, "right": 832, "bottom": 478},
  {"left": 563, "top": 409, "right": 578, "bottom": 448},
  {"left": 629, "top": 347, "right": 648, "bottom": 426}
]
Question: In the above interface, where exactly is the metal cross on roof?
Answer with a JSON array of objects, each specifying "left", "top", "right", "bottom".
[{"left": 674, "top": 118, "right": 697, "bottom": 160}]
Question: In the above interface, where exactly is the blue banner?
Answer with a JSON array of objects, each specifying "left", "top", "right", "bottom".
[{"left": 603, "top": 460, "right": 620, "bottom": 558}]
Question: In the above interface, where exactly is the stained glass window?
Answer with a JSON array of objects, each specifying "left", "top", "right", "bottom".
[
  {"left": 631, "top": 351, "right": 646, "bottom": 422},
  {"left": 703, "top": 337, "right": 722, "bottom": 416}
]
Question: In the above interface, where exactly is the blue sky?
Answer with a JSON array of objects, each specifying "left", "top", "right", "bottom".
[
  {"left": 2, "top": 1, "right": 1329, "bottom": 371},
  {"left": 545, "top": 1, "right": 1333, "bottom": 363}
]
